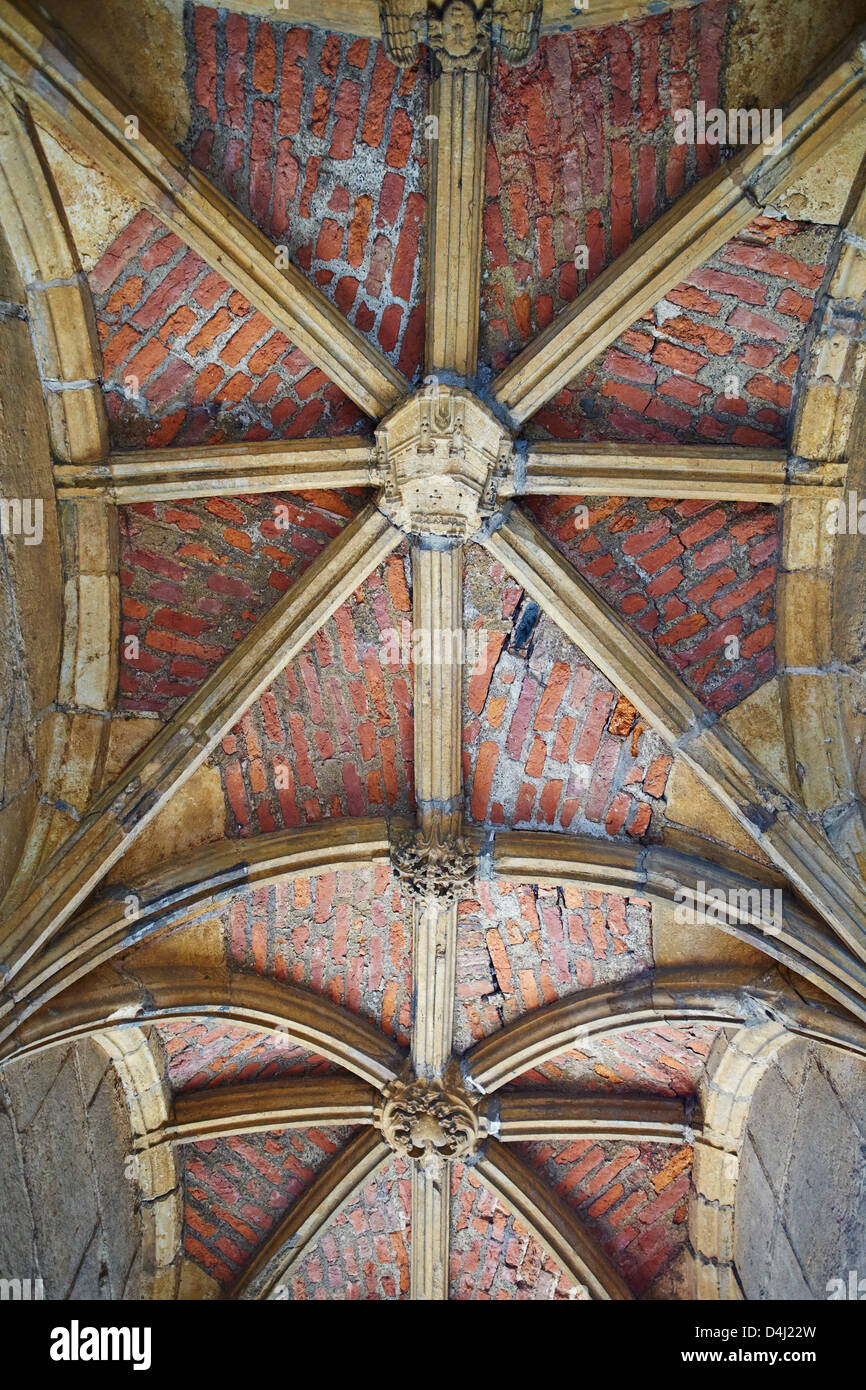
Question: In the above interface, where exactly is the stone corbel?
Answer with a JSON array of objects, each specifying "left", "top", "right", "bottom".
[
  {"left": 427, "top": 1, "right": 492, "bottom": 75},
  {"left": 380, "top": 0, "right": 542, "bottom": 71}
]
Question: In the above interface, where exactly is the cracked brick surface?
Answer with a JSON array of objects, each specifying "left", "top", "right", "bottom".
[
  {"left": 455, "top": 883, "right": 653, "bottom": 1052},
  {"left": 186, "top": 8, "right": 427, "bottom": 377},
  {"left": 463, "top": 547, "right": 673, "bottom": 830}
]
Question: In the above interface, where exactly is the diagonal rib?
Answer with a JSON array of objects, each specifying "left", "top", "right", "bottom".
[
  {"left": 0, "top": 506, "right": 402, "bottom": 982},
  {"left": 0, "top": 0, "right": 407, "bottom": 418},
  {"left": 492, "top": 30, "right": 866, "bottom": 423}
]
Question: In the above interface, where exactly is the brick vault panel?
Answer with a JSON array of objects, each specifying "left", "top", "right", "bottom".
[
  {"left": 527, "top": 220, "right": 835, "bottom": 447},
  {"left": 186, "top": 7, "right": 427, "bottom": 378},
  {"left": 158, "top": 1020, "right": 338, "bottom": 1093},
  {"left": 463, "top": 546, "right": 672, "bottom": 832},
  {"left": 450, "top": 1162, "right": 584, "bottom": 1299},
  {"left": 225, "top": 869, "right": 412, "bottom": 1048},
  {"left": 455, "top": 882, "right": 653, "bottom": 1053},
  {"left": 286, "top": 1154, "right": 411, "bottom": 1299},
  {"left": 528, "top": 494, "right": 779, "bottom": 714},
  {"left": 482, "top": 1, "right": 728, "bottom": 368},
  {"left": 506, "top": 1021, "right": 718, "bottom": 1096},
  {"left": 183, "top": 1126, "right": 353, "bottom": 1288},
  {"left": 119, "top": 492, "right": 363, "bottom": 714},
  {"left": 91, "top": 211, "right": 367, "bottom": 449},
  {"left": 211, "top": 551, "right": 415, "bottom": 833},
  {"left": 515, "top": 1137, "right": 695, "bottom": 1297}
]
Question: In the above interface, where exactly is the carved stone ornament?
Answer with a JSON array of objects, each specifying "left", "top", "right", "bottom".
[
  {"left": 379, "top": 0, "right": 541, "bottom": 69},
  {"left": 390, "top": 827, "right": 478, "bottom": 899},
  {"left": 374, "top": 382, "right": 513, "bottom": 538},
  {"left": 379, "top": 0, "right": 427, "bottom": 67},
  {"left": 374, "top": 1069, "right": 483, "bottom": 1161},
  {"left": 490, "top": 0, "right": 542, "bottom": 67},
  {"left": 427, "top": 1, "right": 492, "bottom": 74}
]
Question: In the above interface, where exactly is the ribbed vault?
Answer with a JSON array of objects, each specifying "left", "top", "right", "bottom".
[{"left": 1, "top": 0, "right": 866, "bottom": 1301}]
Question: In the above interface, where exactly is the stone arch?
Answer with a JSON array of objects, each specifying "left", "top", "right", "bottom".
[
  {"left": 94, "top": 1027, "right": 182, "bottom": 1300},
  {"left": 780, "top": 168, "right": 866, "bottom": 877},
  {"left": 690, "top": 1022, "right": 796, "bottom": 1299},
  {"left": 0, "top": 89, "right": 116, "bottom": 910},
  {"left": 463, "top": 966, "right": 866, "bottom": 1094}
]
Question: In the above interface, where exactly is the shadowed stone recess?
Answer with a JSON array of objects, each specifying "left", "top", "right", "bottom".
[{"left": 735, "top": 1040, "right": 866, "bottom": 1299}]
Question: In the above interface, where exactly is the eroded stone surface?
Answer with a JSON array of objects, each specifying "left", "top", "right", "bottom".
[
  {"left": 374, "top": 383, "right": 513, "bottom": 537},
  {"left": 0, "top": 1042, "right": 143, "bottom": 1298},
  {"left": 735, "top": 1040, "right": 866, "bottom": 1298}
]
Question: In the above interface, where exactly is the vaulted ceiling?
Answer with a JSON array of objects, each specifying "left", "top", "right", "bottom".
[{"left": 1, "top": 0, "right": 866, "bottom": 1301}]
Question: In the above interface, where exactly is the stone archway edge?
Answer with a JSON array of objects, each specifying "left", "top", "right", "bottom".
[{"left": 4, "top": 821, "right": 866, "bottom": 1046}]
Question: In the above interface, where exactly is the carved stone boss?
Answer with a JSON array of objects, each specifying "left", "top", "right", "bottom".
[
  {"left": 374, "top": 383, "right": 513, "bottom": 538},
  {"left": 374, "top": 1067, "right": 486, "bottom": 1162}
]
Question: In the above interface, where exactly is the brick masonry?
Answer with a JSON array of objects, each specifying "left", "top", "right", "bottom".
[
  {"left": 224, "top": 869, "right": 412, "bottom": 1046},
  {"left": 517, "top": 1137, "right": 694, "bottom": 1296},
  {"left": 182, "top": 1125, "right": 352, "bottom": 1286},
  {"left": 90, "top": 211, "right": 367, "bottom": 450},
  {"left": 182, "top": 1139, "right": 414, "bottom": 1301},
  {"left": 528, "top": 492, "right": 779, "bottom": 714},
  {"left": 67, "top": 1, "right": 850, "bottom": 1303},
  {"left": 508, "top": 1021, "right": 717, "bottom": 1096},
  {"left": 156, "top": 1020, "right": 337, "bottom": 1092},
  {"left": 181, "top": 1138, "right": 413, "bottom": 1297},
  {"left": 118, "top": 490, "right": 363, "bottom": 713},
  {"left": 185, "top": 8, "right": 427, "bottom": 378},
  {"left": 455, "top": 881, "right": 653, "bottom": 1052},
  {"left": 209, "top": 549, "right": 414, "bottom": 831},
  {"left": 286, "top": 1155, "right": 411, "bottom": 1299},
  {"left": 450, "top": 1162, "right": 583, "bottom": 1298},
  {"left": 527, "top": 220, "right": 835, "bottom": 447},
  {"left": 463, "top": 548, "right": 674, "bottom": 828},
  {"left": 482, "top": 3, "right": 727, "bottom": 364}
]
